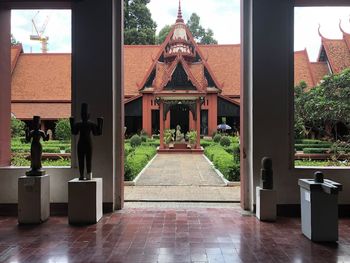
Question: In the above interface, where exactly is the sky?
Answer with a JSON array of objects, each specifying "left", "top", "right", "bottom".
[{"left": 10, "top": 2, "right": 350, "bottom": 62}]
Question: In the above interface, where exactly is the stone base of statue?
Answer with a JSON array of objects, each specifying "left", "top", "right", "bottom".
[
  {"left": 256, "top": 187, "right": 276, "bottom": 221},
  {"left": 18, "top": 174, "right": 50, "bottom": 224},
  {"left": 68, "top": 178, "right": 103, "bottom": 224}
]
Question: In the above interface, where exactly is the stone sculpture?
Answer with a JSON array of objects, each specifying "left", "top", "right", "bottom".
[
  {"left": 260, "top": 157, "right": 273, "bottom": 190},
  {"left": 314, "top": 171, "right": 324, "bottom": 183},
  {"left": 70, "top": 103, "right": 103, "bottom": 180},
  {"left": 25, "top": 116, "right": 49, "bottom": 176},
  {"left": 175, "top": 125, "right": 184, "bottom": 142}
]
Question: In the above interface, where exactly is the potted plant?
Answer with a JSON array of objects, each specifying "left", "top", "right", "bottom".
[
  {"left": 186, "top": 130, "right": 197, "bottom": 148},
  {"left": 164, "top": 129, "right": 175, "bottom": 148},
  {"left": 59, "top": 146, "right": 66, "bottom": 154}
]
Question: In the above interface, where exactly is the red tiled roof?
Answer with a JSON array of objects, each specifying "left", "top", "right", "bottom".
[
  {"left": 11, "top": 53, "right": 71, "bottom": 101},
  {"left": 199, "top": 45, "right": 240, "bottom": 96},
  {"left": 12, "top": 102, "right": 70, "bottom": 120},
  {"left": 310, "top": 62, "right": 329, "bottom": 84},
  {"left": 294, "top": 50, "right": 314, "bottom": 87},
  {"left": 322, "top": 39, "right": 350, "bottom": 73},
  {"left": 124, "top": 45, "right": 160, "bottom": 95},
  {"left": 11, "top": 44, "right": 22, "bottom": 74}
]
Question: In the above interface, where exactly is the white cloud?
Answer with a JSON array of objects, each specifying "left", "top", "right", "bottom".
[{"left": 11, "top": 10, "right": 71, "bottom": 53}]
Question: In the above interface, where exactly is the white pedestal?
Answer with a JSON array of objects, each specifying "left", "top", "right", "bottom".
[
  {"left": 256, "top": 187, "right": 276, "bottom": 221},
  {"left": 18, "top": 175, "right": 50, "bottom": 224},
  {"left": 68, "top": 178, "right": 103, "bottom": 224}
]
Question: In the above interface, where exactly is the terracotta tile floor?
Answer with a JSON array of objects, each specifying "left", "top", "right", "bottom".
[{"left": 1, "top": 207, "right": 350, "bottom": 263}]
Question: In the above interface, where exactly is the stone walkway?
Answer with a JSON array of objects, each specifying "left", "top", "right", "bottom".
[{"left": 125, "top": 154, "right": 240, "bottom": 202}]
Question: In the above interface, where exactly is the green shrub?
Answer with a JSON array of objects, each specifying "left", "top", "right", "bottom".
[
  {"left": 141, "top": 135, "right": 148, "bottom": 142},
  {"left": 295, "top": 143, "right": 332, "bottom": 151},
  {"left": 55, "top": 119, "right": 71, "bottom": 141},
  {"left": 11, "top": 117, "right": 26, "bottom": 138},
  {"left": 297, "top": 139, "right": 324, "bottom": 144},
  {"left": 200, "top": 140, "right": 213, "bottom": 148},
  {"left": 130, "top": 134, "right": 142, "bottom": 147},
  {"left": 42, "top": 146, "right": 61, "bottom": 153},
  {"left": 204, "top": 145, "right": 240, "bottom": 181},
  {"left": 164, "top": 129, "right": 175, "bottom": 144},
  {"left": 219, "top": 136, "right": 231, "bottom": 147},
  {"left": 303, "top": 148, "right": 331, "bottom": 154},
  {"left": 152, "top": 134, "right": 160, "bottom": 140},
  {"left": 186, "top": 130, "right": 197, "bottom": 144},
  {"left": 213, "top": 134, "right": 222, "bottom": 143}
]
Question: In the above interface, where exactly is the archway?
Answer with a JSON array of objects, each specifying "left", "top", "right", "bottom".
[{"left": 170, "top": 104, "right": 189, "bottom": 135}]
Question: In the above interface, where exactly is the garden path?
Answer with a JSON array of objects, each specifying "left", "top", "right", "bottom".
[{"left": 125, "top": 154, "right": 240, "bottom": 202}]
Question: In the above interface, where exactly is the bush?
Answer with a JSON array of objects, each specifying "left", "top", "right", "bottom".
[
  {"left": 186, "top": 130, "right": 197, "bottom": 144},
  {"left": 124, "top": 145, "right": 157, "bottom": 181},
  {"left": 141, "top": 135, "right": 148, "bottom": 142},
  {"left": 130, "top": 134, "right": 142, "bottom": 147},
  {"left": 200, "top": 140, "right": 213, "bottom": 148},
  {"left": 152, "top": 134, "right": 160, "bottom": 140},
  {"left": 204, "top": 145, "right": 240, "bottom": 181},
  {"left": 303, "top": 148, "right": 331, "bottom": 154},
  {"left": 219, "top": 136, "right": 231, "bottom": 147},
  {"left": 213, "top": 134, "right": 222, "bottom": 143},
  {"left": 295, "top": 143, "right": 332, "bottom": 151},
  {"left": 11, "top": 117, "right": 25, "bottom": 138},
  {"left": 55, "top": 119, "right": 71, "bottom": 141}
]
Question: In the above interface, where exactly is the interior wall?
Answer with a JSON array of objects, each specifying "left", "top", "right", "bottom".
[
  {"left": 249, "top": 0, "right": 350, "bottom": 208},
  {"left": 0, "top": 6, "right": 11, "bottom": 166}
]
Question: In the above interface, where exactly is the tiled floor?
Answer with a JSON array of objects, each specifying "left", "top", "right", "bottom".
[{"left": 1, "top": 207, "right": 350, "bottom": 263}]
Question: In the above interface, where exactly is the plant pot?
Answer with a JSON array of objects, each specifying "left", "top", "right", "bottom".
[{"left": 60, "top": 150, "right": 66, "bottom": 154}]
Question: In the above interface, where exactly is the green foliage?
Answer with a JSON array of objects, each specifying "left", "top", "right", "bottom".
[
  {"left": 11, "top": 138, "right": 71, "bottom": 154},
  {"left": 213, "top": 134, "right": 222, "bottom": 143},
  {"left": 55, "top": 119, "right": 71, "bottom": 141},
  {"left": 156, "top": 24, "right": 172, "bottom": 44},
  {"left": 11, "top": 117, "right": 26, "bottom": 138},
  {"left": 295, "top": 69, "right": 350, "bottom": 140},
  {"left": 295, "top": 143, "right": 332, "bottom": 151},
  {"left": 302, "top": 148, "right": 331, "bottom": 154},
  {"left": 124, "top": 145, "right": 157, "bottom": 181},
  {"left": 295, "top": 159, "right": 350, "bottom": 167},
  {"left": 124, "top": 0, "right": 157, "bottom": 45},
  {"left": 187, "top": 13, "right": 217, "bottom": 44},
  {"left": 204, "top": 145, "right": 240, "bottom": 181},
  {"left": 200, "top": 140, "right": 213, "bottom": 148},
  {"left": 130, "top": 134, "right": 142, "bottom": 147},
  {"left": 11, "top": 154, "right": 70, "bottom": 167},
  {"left": 186, "top": 130, "right": 197, "bottom": 144},
  {"left": 164, "top": 129, "right": 175, "bottom": 144},
  {"left": 152, "top": 134, "right": 160, "bottom": 140},
  {"left": 219, "top": 136, "right": 231, "bottom": 147}
]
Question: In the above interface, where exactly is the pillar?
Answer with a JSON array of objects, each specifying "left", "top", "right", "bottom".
[
  {"left": 142, "top": 95, "right": 152, "bottom": 136},
  {"left": 159, "top": 102, "right": 164, "bottom": 149},
  {"left": 196, "top": 99, "right": 201, "bottom": 148},
  {"left": 189, "top": 111, "right": 195, "bottom": 130},
  {"left": 0, "top": 7, "right": 11, "bottom": 166},
  {"left": 165, "top": 112, "right": 170, "bottom": 129},
  {"left": 208, "top": 95, "right": 217, "bottom": 136}
]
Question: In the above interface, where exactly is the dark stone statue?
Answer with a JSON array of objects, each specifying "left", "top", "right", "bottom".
[
  {"left": 25, "top": 116, "right": 49, "bottom": 176},
  {"left": 70, "top": 103, "right": 103, "bottom": 180},
  {"left": 260, "top": 157, "right": 273, "bottom": 190},
  {"left": 314, "top": 171, "right": 324, "bottom": 183}
]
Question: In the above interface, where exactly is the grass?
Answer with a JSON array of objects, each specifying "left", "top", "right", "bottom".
[{"left": 295, "top": 160, "right": 350, "bottom": 167}]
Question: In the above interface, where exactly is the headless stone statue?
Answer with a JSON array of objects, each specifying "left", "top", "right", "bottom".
[
  {"left": 175, "top": 125, "right": 184, "bottom": 142},
  {"left": 260, "top": 157, "right": 273, "bottom": 190},
  {"left": 70, "top": 103, "right": 103, "bottom": 180},
  {"left": 314, "top": 171, "right": 324, "bottom": 183},
  {"left": 25, "top": 116, "right": 49, "bottom": 176}
]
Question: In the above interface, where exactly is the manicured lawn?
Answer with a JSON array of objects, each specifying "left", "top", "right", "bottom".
[{"left": 295, "top": 160, "right": 350, "bottom": 167}]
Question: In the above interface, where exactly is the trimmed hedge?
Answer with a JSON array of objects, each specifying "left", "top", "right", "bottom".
[
  {"left": 200, "top": 140, "right": 213, "bottom": 148},
  {"left": 204, "top": 145, "right": 240, "bottom": 181},
  {"left": 213, "top": 134, "right": 222, "bottom": 143},
  {"left": 295, "top": 139, "right": 324, "bottom": 144},
  {"left": 130, "top": 134, "right": 142, "bottom": 147},
  {"left": 219, "top": 136, "right": 231, "bottom": 147},
  {"left": 295, "top": 143, "right": 332, "bottom": 151},
  {"left": 124, "top": 145, "right": 157, "bottom": 181},
  {"left": 303, "top": 148, "right": 331, "bottom": 154}
]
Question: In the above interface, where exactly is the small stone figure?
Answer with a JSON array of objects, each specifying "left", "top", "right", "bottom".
[
  {"left": 260, "top": 157, "right": 273, "bottom": 190},
  {"left": 70, "top": 103, "right": 103, "bottom": 180},
  {"left": 25, "top": 116, "right": 49, "bottom": 176},
  {"left": 314, "top": 171, "right": 324, "bottom": 183},
  {"left": 175, "top": 125, "right": 184, "bottom": 142}
]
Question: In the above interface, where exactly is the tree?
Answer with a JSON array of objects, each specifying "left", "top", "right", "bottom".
[
  {"left": 156, "top": 13, "right": 218, "bottom": 45},
  {"left": 11, "top": 117, "right": 26, "bottom": 138},
  {"left": 187, "top": 13, "right": 217, "bottom": 44},
  {"left": 295, "top": 69, "right": 350, "bottom": 140},
  {"left": 156, "top": 24, "right": 171, "bottom": 44},
  {"left": 55, "top": 119, "right": 71, "bottom": 141},
  {"left": 124, "top": 0, "right": 157, "bottom": 45}
]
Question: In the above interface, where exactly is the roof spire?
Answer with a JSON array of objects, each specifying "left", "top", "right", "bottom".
[{"left": 176, "top": 0, "right": 184, "bottom": 23}]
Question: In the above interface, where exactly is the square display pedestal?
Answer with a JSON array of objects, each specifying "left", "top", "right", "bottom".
[
  {"left": 18, "top": 175, "right": 50, "bottom": 224},
  {"left": 68, "top": 178, "right": 103, "bottom": 224},
  {"left": 256, "top": 187, "right": 277, "bottom": 221}
]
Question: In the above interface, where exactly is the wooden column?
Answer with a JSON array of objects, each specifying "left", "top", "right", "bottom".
[
  {"left": 189, "top": 111, "right": 195, "bottom": 130},
  {"left": 196, "top": 99, "right": 201, "bottom": 148},
  {"left": 0, "top": 7, "right": 11, "bottom": 166},
  {"left": 159, "top": 101, "right": 164, "bottom": 149},
  {"left": 165, "top": 111, "right": 170, "bottom": 129},
  {"left": 208, "top": 94, "right": 218, "bottom": 136},
  {"left": 142, "top": 95, "right": 152, "bottom": 136}
]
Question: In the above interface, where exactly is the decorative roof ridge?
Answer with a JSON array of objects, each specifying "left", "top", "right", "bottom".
[
  {"left": 339, "top": 19, "right": 350, "bottom": 36},
  {"left": 303, "top": 48, "right": 316, "bottom": 87},
  {"left": 20, "top": 53, "right": 71, "bottom": 56},
  {"left": 124, "top": 45, "right": 161, "bottom": 48},
  {"left": 176, "top": 0, "right": 184, "bottom": 23},
  {"left": 198, "top": 44, "right": 240, "bottom": 47}
]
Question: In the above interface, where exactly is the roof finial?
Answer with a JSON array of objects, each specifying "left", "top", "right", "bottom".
[
  {"left": 318, "top": 23, "right": 325, "bottom": 39},
  {"left": 176, "top": 0, "right": 184, "bottom": 23}
]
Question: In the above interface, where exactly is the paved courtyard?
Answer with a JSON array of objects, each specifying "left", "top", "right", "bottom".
[{"left": 125, "top": 154, "right": 240, "bottom": 202}]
